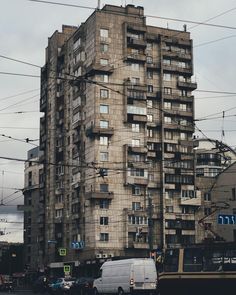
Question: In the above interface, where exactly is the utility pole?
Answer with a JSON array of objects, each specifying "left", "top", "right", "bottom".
[{"left": 147, "top": 193, "right": 154, "bottom": 252}]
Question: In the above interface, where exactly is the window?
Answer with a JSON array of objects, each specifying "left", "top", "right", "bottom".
[
  {"left": 100, "top": 59, "right": 108, "bottom": 65},
  {"left": 166, "top": 206, "right": 174, "bottom": 213},
  {"left": 131, "top": 63, "right": 140, "bottom": 71},
  {"left": 132, "top": 139, "right": 140, "bottom": 147},
  {"left": 100, "top": 89, "right": 109, "bottom": 99},
  {"left": 147, "top": 128, "right": 153, "bottom": 137},
  {"left": 232, "top": 188, "right": 236, "bottom": 201},
  {"left": 100, "top": 43, "right": 108, "bottom": 52},
  {"left": 147, "top": 100, "right": 153, "bottom": 108},
  {"left": 132, "top": 202, "right": 141, "bottom": 211},
  {"left": 100, "top": 184, "right": 108, "bottom": 192},
  {"left": 100, "top": 28, "right": 108, "bottom": 38},
  {"left": 163, "top": 73, "right": 172, "bottom": 81},
  {"left": 100, "top": 217, "right": 109, "bottom": 225},
  {"left": 164, "top": 116, "right": 172, "bottom": 124},
  {"left": 100, "top": 104, "right": 109, "bottom": 114},
  {"left": 100, "top": 233, "right": 109, "bottom": 241},
  {"left": 99, "top": 199, "right": 109, "bottom": 209},
  {"left": 132, "top": 123, "right": 140, "bottom": 132},
  {"left": 164, "top": 101, "right": 171, "bottom": 109},
  {"left": 147, "top": 85, "right": 153, "bottom": 92},
  {"left": 204, "top": 208, "right": 211, "bottom": 216},
  {"left": 163, "top": 59, "right": 171, "bottom": 65},
  {"left": 100, "top": 120, "right": 108, "bottom": 128},
  {"left": 100, "top": 152, "right": 108, "bottom": 161},
  {"left": 55, "top": 209, "right": 63, "bottom": 218},
  {"left": 100, "top": 136, "right": 108, "bottom": 145},
  {"left": 165, "top": 131, "right": 172, "bottom": 140},
  {"left": 146, "top": 43, "right": 153, "bottom": 51},
  {"left": 179, "top": 104, "right": 187, "bottom": 111},
  {"left": 147, "top": 114, "right": 153, "bottom": 122},
  {"left": 204, "top": 192, "right": 211, "bottom": 201},
  {"left": 196, "top": 168, "right": 204, "bottom": 177},
  {"left": 131, "top": 77, "right": 140, "bottom": 84},
  {"left": 164, "top": 87, "right": 172, "bottom": 95},
  {"left": 146, "top": 56, "right": 153, "bottom": 64},
  {"left": 180, "top": 89, "right": 188, "bottom": 97},
  {"left": 99, "top": 74, "right": 109, "bottom": 82},
  {"left": 130, "top": 168, "right": 145, "bottom": 177},
  {"left": 147, "top": 71, "right": 153, "bottom": 79},
  {"left": 180, "top": 132, "right": 187, "bottom": 140},
  {"left": 132, "top": 186, "right": 141, "bottom": 195}
]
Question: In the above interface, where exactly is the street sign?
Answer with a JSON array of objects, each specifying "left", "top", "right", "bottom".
[
  {"left": 71, "top": 241, "right": 85, "bottom": 249},
  {"left": 59, "top": 248, "right": 67, "bottom": 256},
  {"left": 48, "top": 240, "right": 57, "bottom": 244},
  {"left": 218, "top": 214, "right": 236, "bottom": 225},
  {"left": 64, "top": 265, "right": 70, "bottom": 274}
]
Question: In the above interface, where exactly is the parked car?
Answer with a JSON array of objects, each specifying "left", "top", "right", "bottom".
[
  {"left": 49, "top": 277, "right": 76, "bottom": 294},
  {"left": 70, "top": 277, "right": 94, "bottom": 295},
  {"left": 93, "top": 258, "right": 157, "bottom": 295}
]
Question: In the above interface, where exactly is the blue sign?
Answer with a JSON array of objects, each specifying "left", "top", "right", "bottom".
[
  {"left": 71, "top": 241, "right": 85, "bottom": 249},
  {"left": 218, "top": 214, "right": 236, "bottom": 225}
]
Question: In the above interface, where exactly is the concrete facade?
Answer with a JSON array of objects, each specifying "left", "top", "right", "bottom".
[
  {"left": 38, "top": 4, "right": 198, "bottom": 269},
  {"left": 195, "top": 139, "right": 236, "bottom": 242},
  {"left": 23, "top": 147, "right": 44, "bottom": 271}
]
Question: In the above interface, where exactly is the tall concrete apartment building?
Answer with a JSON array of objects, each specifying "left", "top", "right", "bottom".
[
  {"left": 39, "top": 4, "right": 198, "bottom": 270},
  {"left": 23, "top": 147, "right": 44, "bottom": 271}
]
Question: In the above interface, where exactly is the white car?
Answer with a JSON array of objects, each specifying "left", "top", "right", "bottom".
[{"left": 50, "top": 277, "right": 76, "bottom": 293}]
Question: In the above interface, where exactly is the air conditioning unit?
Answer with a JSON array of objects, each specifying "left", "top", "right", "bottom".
[
  {"left": 108, "top": 253, "right": 114, "bottom": 258},
  {"left": 96, "top": 254, "right": 102, "bottom": 259},
  {"left": 102, "top": 254, "right": 108, "bottom": 258}
]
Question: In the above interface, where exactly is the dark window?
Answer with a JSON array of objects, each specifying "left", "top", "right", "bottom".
[
  {"left": 232, "top": 188, "right": 236, "bottom": 201},
  {"left": 100, "top": 184, "right": 108, "bottom": 192}
]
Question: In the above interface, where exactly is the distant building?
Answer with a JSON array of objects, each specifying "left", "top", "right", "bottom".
[
  {"left": 0, "top": 242, "right": 24, "bottom": 275},
  {"left": 195, "top": 138, "right": 236, "bottom": 242},
  {"left": 23, "top": 147, "right": 44, "bottom": 272},
  {"left": 38, "top": 4, "right": 198, "bottom": 273}
]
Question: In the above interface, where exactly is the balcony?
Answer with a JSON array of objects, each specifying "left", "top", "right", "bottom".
[
  {"left": 125, "top": 53, "right": 146, "bottom": 63},
  {"left": 128, "top": 145, "right": 148, "bottom": 154},
  {"left": 86, "top": 62, "right": 114, "bottom": 76},
  {"left": 127, "top": 114, "right": 147, "bottom": 123},
  {"left": 180, "top": 190, "right": 201, "bottom": 206},
  {"left": 127, "top": 37, "right": 146, "bottom": 48},
  {"left": 85, "top": 191, "right": 114, "bottom": 200},
  {"left": 162, "top": 49, "right": 192, "bottom": 61},
  {"left": 126, "top": 176, "right": 148, "bottom": 186},
  {"left": 177, "top": 80, "right": 197, "bottom": 90},
  {"left": 146, "top": 62, "right": 160, "bottom": 70},
  {"left": 86, "top": 126, "right": 114, "bottom": 137},
  {"left": 72, "top": 119, "right": 83, "bottom": 129},
  {"left": 163, "top": 64, "right": 192, "bottom": 75}
]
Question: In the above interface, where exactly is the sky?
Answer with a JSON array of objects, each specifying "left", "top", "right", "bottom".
[{"left": 1, "top": 0, "right": 236, "bottom": 242}]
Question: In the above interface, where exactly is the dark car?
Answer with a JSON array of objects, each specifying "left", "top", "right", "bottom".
[{"left": 70, "top": 277, "right": 94, "bottom": 295}]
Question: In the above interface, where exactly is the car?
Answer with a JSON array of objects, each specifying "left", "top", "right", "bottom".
[
  {"left": 70, "top": 277, "right": 94, "bottom": 295},
  {"left": 50, "top": 277, "right": 76, "bottom": 294}
]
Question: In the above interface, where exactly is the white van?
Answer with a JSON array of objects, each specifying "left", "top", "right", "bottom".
[{"left": 93, "top": 258, "right": 157, "bottom": 295}]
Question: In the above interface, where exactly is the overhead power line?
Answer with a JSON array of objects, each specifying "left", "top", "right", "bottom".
[
  {"left": 0, "top": 54, "right": 41, "bottom": 68},
  {"left": 29, "top": 0, "right": 236, "bottom": 30},
  {"left": 29, "top": 0, "right": 95, "bottom": 10}
]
